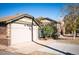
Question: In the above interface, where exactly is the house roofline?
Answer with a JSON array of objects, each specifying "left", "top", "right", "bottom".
[
  {"left": 44, "top": 17, "right": 58, "bottom": 23},
  {"left": 0, "top": 14, "right": 41, "bottom": 27}
]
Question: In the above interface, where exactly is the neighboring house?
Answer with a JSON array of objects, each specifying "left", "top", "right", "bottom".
[
  {"left": 36, "top": 17, "right": 57, "bottom": 26},
  {"left": 36, "top": 17, "right": 58, "bottom": 38},
  {"left": 42, "top": 17, "right": 57, "bottom": 24},
  {"left": 0, "top": 14, "right": 39, "bottom": 46}
]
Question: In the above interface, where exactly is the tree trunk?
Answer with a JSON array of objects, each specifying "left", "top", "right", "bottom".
[{"left": 73, "top": 30, "right": 76, "bottom": 39}]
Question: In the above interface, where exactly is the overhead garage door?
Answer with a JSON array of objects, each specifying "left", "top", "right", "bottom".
[{"left": 11, "top": 23, "right": 32, "bottom": 45}]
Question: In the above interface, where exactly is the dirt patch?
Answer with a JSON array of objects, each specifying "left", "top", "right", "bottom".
[{"left": 56, "top": 40, "right": 79, "bottom": 45}]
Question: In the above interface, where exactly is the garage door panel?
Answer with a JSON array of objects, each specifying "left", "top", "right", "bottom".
[{"left": 11, "top": 23, "right": 31, "bottom": 45}]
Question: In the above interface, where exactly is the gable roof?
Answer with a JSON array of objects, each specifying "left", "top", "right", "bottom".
[
  {"left": 0, "top": 14, "right": 41, "bottom": 27},
  {"left": 0, "top": 14, "right": 33, "bottom": 23}
]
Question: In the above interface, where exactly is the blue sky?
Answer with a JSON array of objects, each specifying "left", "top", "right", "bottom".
[{"left": 0, "top": 3, "right": 66, "bottom": 21}]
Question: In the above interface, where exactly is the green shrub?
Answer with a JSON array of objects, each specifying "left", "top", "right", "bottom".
[{"left": 41, "top": 24, "right": 58, "bottom": 39}]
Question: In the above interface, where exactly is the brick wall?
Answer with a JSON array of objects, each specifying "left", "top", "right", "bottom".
[{"left": 0, "top": 26, "right": 10, "bottom": 46}]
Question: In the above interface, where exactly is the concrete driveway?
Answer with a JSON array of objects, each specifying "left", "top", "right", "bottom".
[
  {"left": 0, "top": 50, "right": 19, "bottom": 55},
  {"left": 8, "top": 41, "right": 58, "bottom": 55},
  {"left": 36, "top": 39, "right": 79, "bottom": 55},
  {"left": 0, "top": 39, "right": 79, "bottom": 55}
]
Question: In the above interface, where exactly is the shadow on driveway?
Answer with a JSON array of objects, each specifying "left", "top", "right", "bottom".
[{"left": 33, "top": 41, "right": 75, "bottom": 55}]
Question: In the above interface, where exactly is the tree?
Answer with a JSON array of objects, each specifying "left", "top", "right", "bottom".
[
  {"left": 42, "top": 24, "right": 57, "bottom": 39},
  {"left": 36, "top": 17, "right": 45, "bottom": 25},
  {"left": 37, "top": 17, "right": 58, "bottom": 39},
  {"left": 63, "top": 4, "right": 79, "bottom": 39}
]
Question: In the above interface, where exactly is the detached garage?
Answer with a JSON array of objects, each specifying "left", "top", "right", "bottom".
[{"left": 0, "top": 14, "right": 39, "bottom": 46}]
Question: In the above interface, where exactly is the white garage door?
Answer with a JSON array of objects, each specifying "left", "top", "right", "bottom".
[{"left": 11, "top": 23, "right": 32, "bottom": 45}]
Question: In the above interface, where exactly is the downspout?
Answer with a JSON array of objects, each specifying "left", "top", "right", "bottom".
[{"left": 31, "top": 17, "right": 34, "bottom": 41}]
